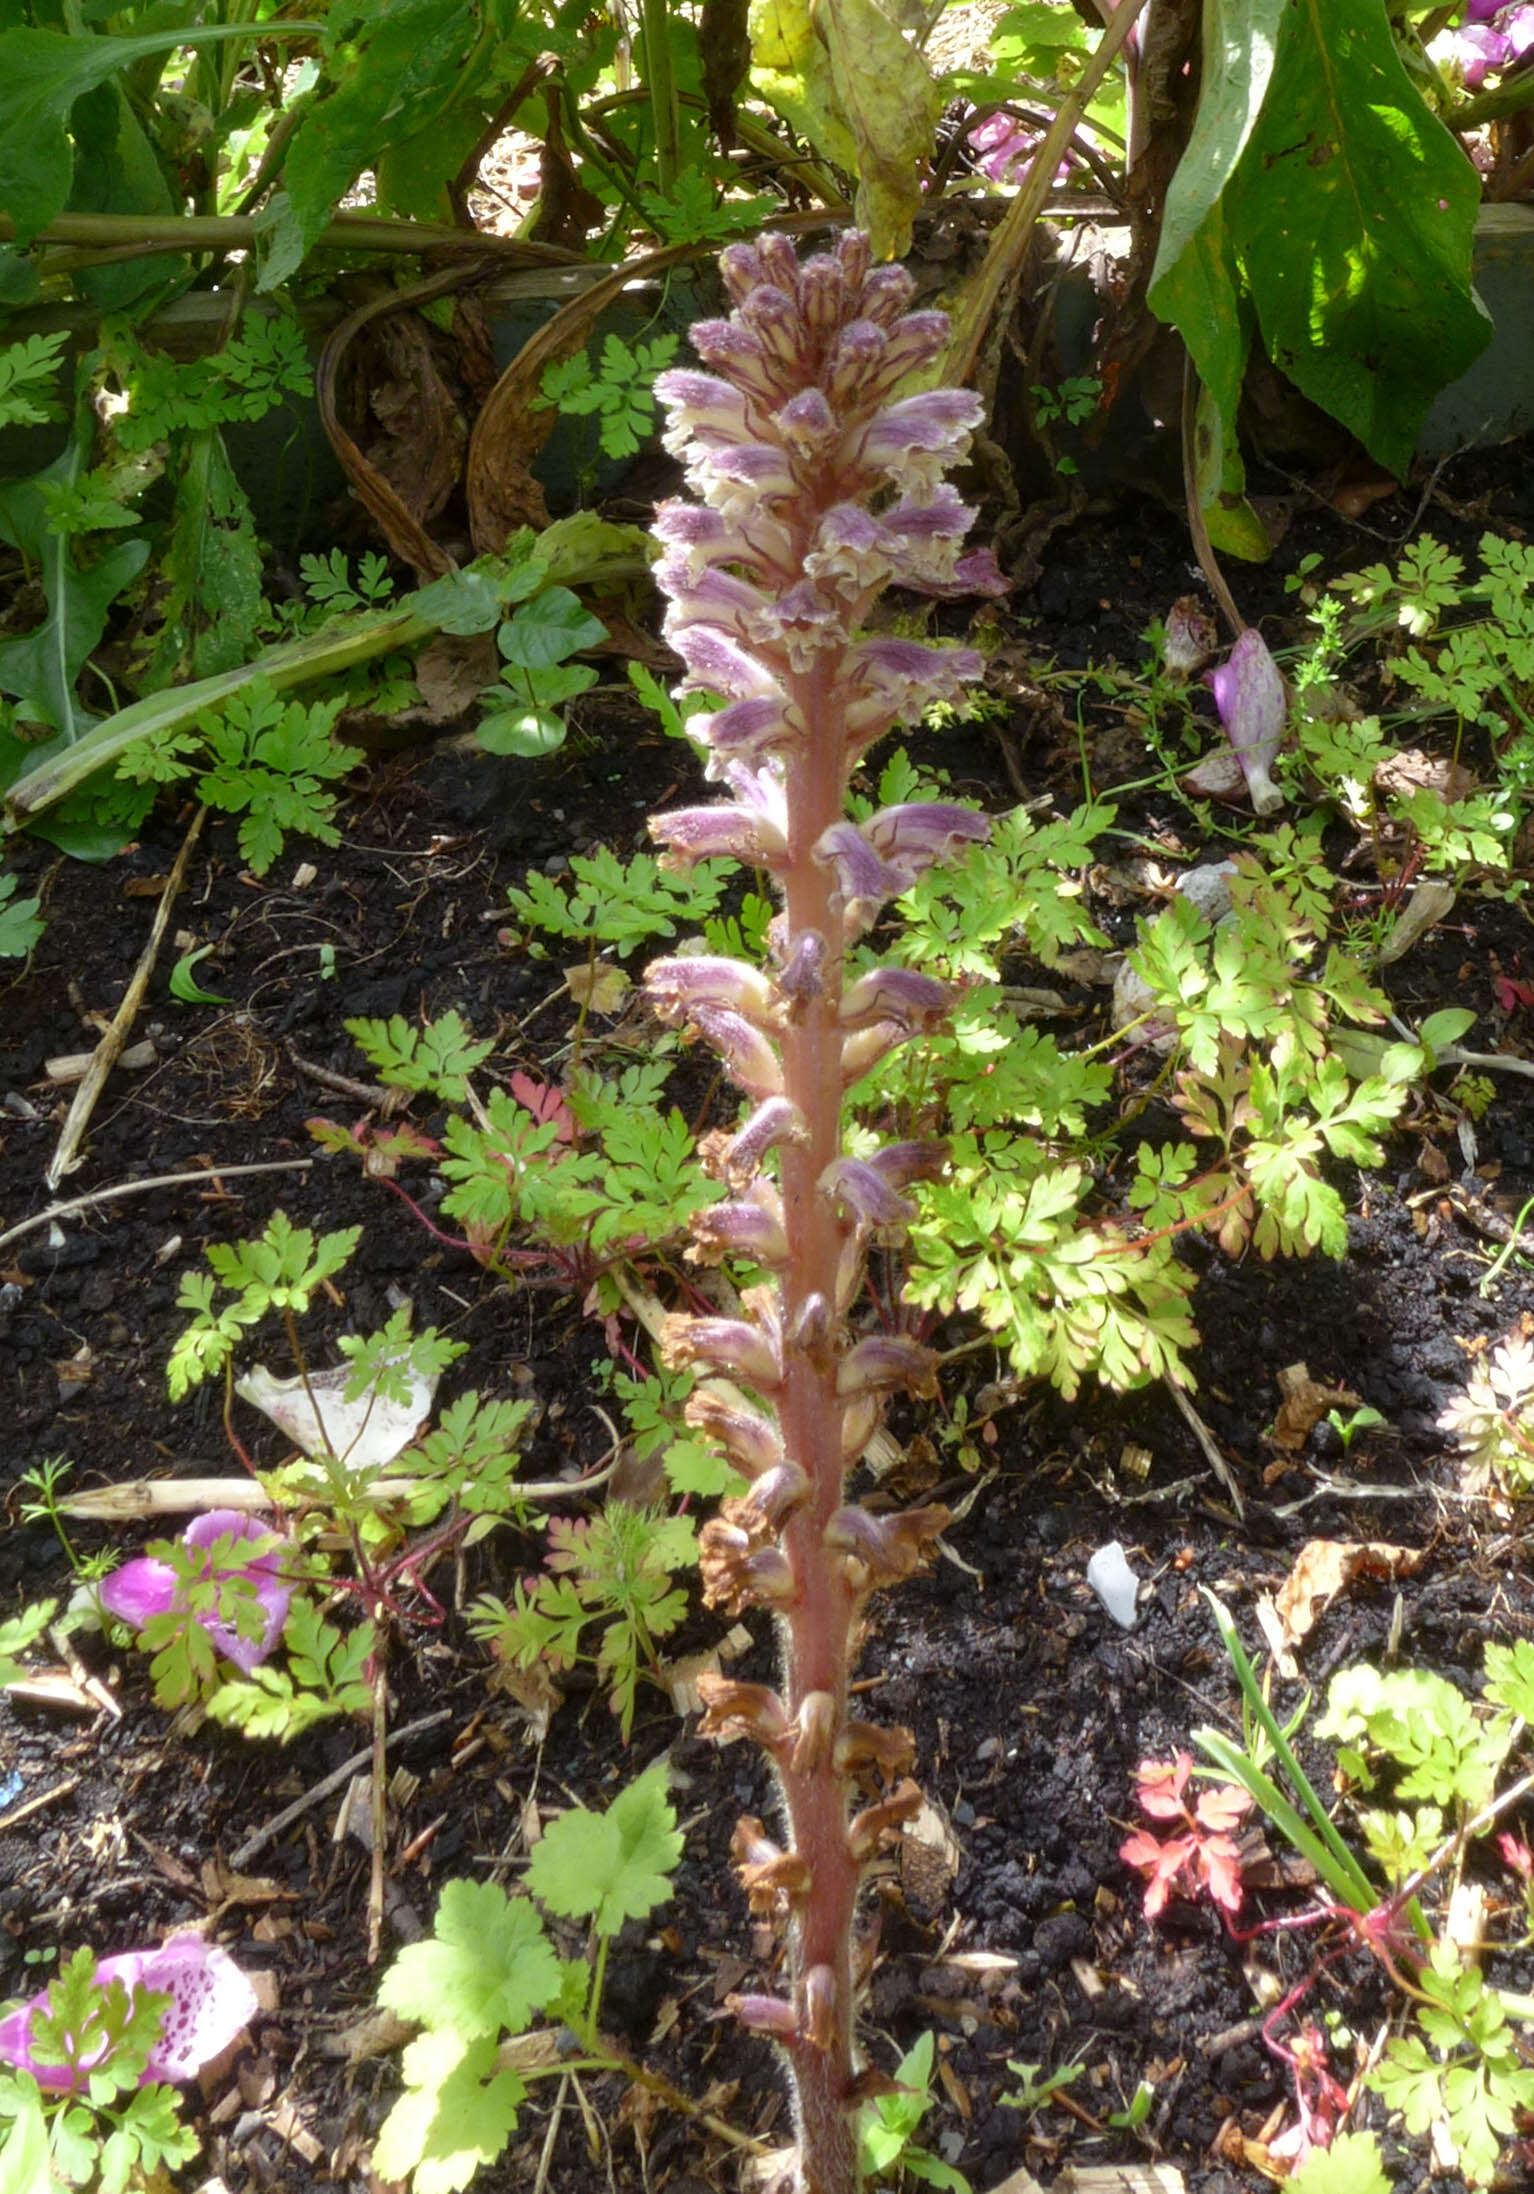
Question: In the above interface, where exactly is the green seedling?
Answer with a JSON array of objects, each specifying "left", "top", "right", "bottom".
[
  {"left": 859, "top": 2031, "right": 970, "bottom": 2190},
  {"left": 477, "top": 587, "right": 607, "bottom": 758},
  {"left": 998, "top": 2058, "right": 1085, "bottom": 2120},
  {"left": 1325, "top": 1404, "right": 1386, "bottom": 1455}
]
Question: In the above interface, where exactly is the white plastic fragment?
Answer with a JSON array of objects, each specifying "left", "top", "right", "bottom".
[
  {"left": 236, "top": 1357, "right": 436, "bottom": 1473},
  {"left": 1086, "top": 1540, "right": 1141, "bottom": 1630}
]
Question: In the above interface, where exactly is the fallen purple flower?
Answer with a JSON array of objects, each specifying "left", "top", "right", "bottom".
[
  {"left": 100, "top": 1509, "right": 292, "bottom": 1674},
  {"left": 1206, "top": 628, "right": 1287, "bottom": 816},
  {"left": 0, "top": 1935, "right": 258, "bottom": 2090}
]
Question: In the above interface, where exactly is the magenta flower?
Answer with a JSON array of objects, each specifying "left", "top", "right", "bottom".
[
  {"left": 100, "top": 1509, "right": 292, "bottom": 1674},
  {"left": 1206, "top": 628, "right": 1287, "bottom": 816},
  {"left": 0, "top": 1935, "right": 258, "bottom": 2090},
  {"left": 1438, "top": 1, "right": 1534, "bottom": 80},
  {"left": 968, "top": 110, "right": 1038, "bottom": 183}
]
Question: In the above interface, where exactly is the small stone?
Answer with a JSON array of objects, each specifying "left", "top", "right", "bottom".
[{"left": 1086, "top": 1540, "right": 1140, "bottom": 1630}]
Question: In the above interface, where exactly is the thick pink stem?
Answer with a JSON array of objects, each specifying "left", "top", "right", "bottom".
[{"left": 773, "top": 653, "right": 861, "bottom": 2192}]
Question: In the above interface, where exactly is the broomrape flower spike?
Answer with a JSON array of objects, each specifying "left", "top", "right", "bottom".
[{"left": 647, "top": 230, "right": 1001, "bottom": 2194}]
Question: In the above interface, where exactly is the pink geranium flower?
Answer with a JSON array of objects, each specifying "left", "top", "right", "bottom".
[
  {"left": 0, "top": 1936, "right": 257, "bottom": 2090},
  {"left": 100, "top": 1509, "right": 292, "bottom": 1673}
]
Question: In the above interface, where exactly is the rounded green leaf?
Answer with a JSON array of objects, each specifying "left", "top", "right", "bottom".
[{"left": 496, "top": 588, "right": 608, "bottom": 672}]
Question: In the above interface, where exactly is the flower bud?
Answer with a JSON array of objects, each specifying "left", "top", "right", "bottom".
[
  {"left": 789, "top": 1690, "right": 838, "bottom": 1776},
  {"left": 727, "top": 1992, "right": 800, "bottom": 2040},
  {"left": 1207, "top": 628, "right": 1287, "bottom": 816},
  {"left": 803, "top": 1965, "right": 838, "bottom": 2052}
]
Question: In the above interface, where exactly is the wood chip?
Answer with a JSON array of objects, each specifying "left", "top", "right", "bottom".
[
  {"left": 1059, "top": 2169, "right": 1187, "bottom": 2194},
  {"left": 984, "top": 2171, "right": 1048, "bottom": 2194},
  {"left": 46, "top": 1040, "right": 156, "bottom": 1083}
]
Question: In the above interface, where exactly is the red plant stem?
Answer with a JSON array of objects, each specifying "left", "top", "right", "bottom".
[{"left": 773, "top": 649, "right": 861, "bottom": 2191}]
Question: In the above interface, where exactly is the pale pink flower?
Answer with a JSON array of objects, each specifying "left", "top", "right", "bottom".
[
  {"left": 100, "top": 1509, "right": 291, "bottom": 1673},
  {"left": 0, "top": 1936, "right": 257, "bottom": 2090}
]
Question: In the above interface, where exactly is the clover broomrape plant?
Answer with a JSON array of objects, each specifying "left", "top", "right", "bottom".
[{"left": 642, "top": 230, "right": 1002, "bottom": 2194}]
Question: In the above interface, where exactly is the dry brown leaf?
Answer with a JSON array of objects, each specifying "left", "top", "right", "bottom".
[
  {"left": 1271, "top": 1361, "right": 1359, "bottom": 1452},
  {"left": 1375, "top": 747, "right": 1476, "bottom": 806},
  {"left": 412, "top": 633, "right": 498, "bottom": 724},
  {"left": 1273, "top": 1538, "right": 1424, "bottom": 1649}
]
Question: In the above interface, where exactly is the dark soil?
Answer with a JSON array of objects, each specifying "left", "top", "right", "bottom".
[{"left": 3, "top": 441, "right": 1534, "bottom": 2194}]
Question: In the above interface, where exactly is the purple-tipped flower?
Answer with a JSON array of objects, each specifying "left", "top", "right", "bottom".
[
  {"left": 836, "top": 1333, "right": 941, "bottom": 1398},
  {"left": 844, "top": 638, "right": 988, "bottom": 749},
  {"left": 822, "top": 1142, "right": 947, "bottom": 1227},
  {"left": 100, "top": 1510, "right": 291, "bottom": 1674},
  {"left": 687, "top": 1004, "right": 784, "bottom": 1098},
  {"left": 652, "top": 370, "right": 754, "bottom": 454},
  {"left": 815, "top": 804, "right": 988, "bottom": 930},
  {"left": 718, "top": 1096, "right": 808, "bottom": 1185},
  {"left": 813, "top": 822, "right": 911, "bottom": 929},
  {"left": 671, "top": 624, "right": 783, "bottom": 702},
  {"left": 663, "top": 1304, "right": 783, "bottom": 1391},
  {"left": 685, "top": 1390, "right": 785, "bottom": 1477},
  {"left": 1207, "top": 628, "right": 1287, "bottom": 816},
  {"left": 0, "top": 1936, "right": 257, "bottom": 2090},
  {"left": 864, "top": 800, "right": 991, "bottom": 873},
  {"left": 648, "top": 955, "right": 779, "bottom": 1028},
  {"left": 839, "top": 967, "right": 952, "bottom": 1032},
  {"left": 853, "top": 389, "right": 986, "bottom": 494},
  {"left": 690, "top": 1182, "right": 790, "bottom": 1267}
]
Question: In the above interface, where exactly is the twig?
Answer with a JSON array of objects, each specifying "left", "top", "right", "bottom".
[
  {"left": 1164, "top": 1379, "right": 1246, "bottom": 1519},
  {"left": 530, "top": 2071, "right": 571, "bottom": 2194},
  {"left": 0, "top": 1158, "right": 314, "bottom": 1257},
  {"left": 229, "top": 1709, "right": 452, "bottom": 1867},
  {"left": 58, "top": 1458, "right": 619, "bottom": 1520},
  {"left": 368, "top": 1649, "right": 390, "bottom": 1964},
  {"left": 283, "top": 1041, "right": 392, "bottom": 1108},
  {"left": 46, "top": 807, "right": 207, "bottom": 1189},
  {"left": 0, "top": 1776, "right": 82, "bottom": 1831}
]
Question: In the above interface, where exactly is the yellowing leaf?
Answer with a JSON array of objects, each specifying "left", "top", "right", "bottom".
[
  {"left": 562, "top": 960, "right": 630, "bottom": 1015},
  {"left": 814, "top": 0, "right": 942, "bottom": 258},
  {"left": 749, "top": 0, "right": 858, "bottom": 172}
]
